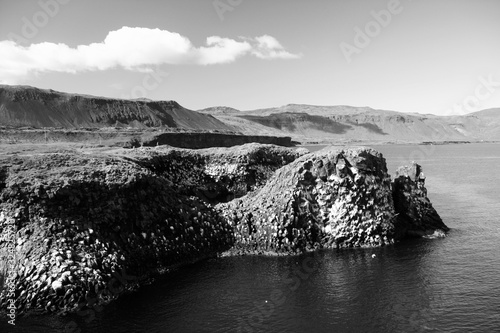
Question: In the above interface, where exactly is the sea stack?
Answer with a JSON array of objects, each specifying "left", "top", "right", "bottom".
[{"left": 392, "top": 162, "right": 450, "bottom": 238}]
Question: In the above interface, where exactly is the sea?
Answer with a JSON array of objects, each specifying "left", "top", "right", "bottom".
[{"left": 1, "top": 143, "right": 499, "bottom": 333}]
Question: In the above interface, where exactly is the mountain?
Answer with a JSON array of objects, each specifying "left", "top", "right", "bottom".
[
  {"left": 1, "top": 85, "right": 498, "bottom": 143},
  {"left": 198, "top": 104, "right": 500, "bottom": 143},
  {"left": 0, "top": 85, "right": 234, "bottom": 131}
]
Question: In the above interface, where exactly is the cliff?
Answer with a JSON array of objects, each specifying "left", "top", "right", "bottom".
[
  {"left": 0, "top": 85, "right": 234, "bottom": 131},
  {"left": 0, "top": 144, "right": 303, "bottom": 315},
  {"left": 0, "top": 128, "right": 295, "bottom": 149},
  {"left": 136, "top": 132, "right": 294, "bottom": 149},
  {"left": 217, "top": 147, "right": 448, "bottom": 255},
  {"left": 0, "top": 144, "right": 447, "bottom": 315}
]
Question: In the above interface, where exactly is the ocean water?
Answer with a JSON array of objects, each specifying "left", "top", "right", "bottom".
[{"left": 2, "top": 143, "right": 500, "bottom": 333}]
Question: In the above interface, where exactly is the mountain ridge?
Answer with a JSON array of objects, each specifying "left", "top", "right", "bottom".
[
  {"left": 198, "top": 104, "right": 500, "bottom": 142},
  {"left": 1, "top": 85, "right": 499, "bottom": 143},
  {"left": 0, "top": 85, "right": 235, "bottom": 132}
]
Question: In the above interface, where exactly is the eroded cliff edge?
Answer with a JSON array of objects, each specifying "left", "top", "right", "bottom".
[
  {"left": 218, "top": 146, "right": 449, "bottom": 255},
  {"left": 0, "top": 144, "right": 448, "bottom": 315}
]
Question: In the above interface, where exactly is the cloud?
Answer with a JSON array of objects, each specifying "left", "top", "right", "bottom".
[
  {"left": 0, "top": 27, "right": 301, "bottom": 83},
  {"left": 251, "top": 35, "right": 302, "bottom": 60},
  {"left": 196, "top": 36, "right": 252, "bottom": 65}
]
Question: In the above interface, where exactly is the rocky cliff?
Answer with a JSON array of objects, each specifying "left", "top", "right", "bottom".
[
  {"left": 0, "top": 128, "right": 295, "bottom": 149},
  {"left": 0, "top": 85, "right": 234, "bottom": 131},
  {"left": 125, "top": 143, "right": 306, "bottom": 202},
  {"left": 137, "top": 132, "right": 294, "bottom": 149},
  {"left": 217, "top": 147, "right": 448, "bottom": 255},
  {"left": 0, "top": 144, "right": 447, "bottom": 315},
  {"left": 0, "top": 144, "right": 303, "bottom": 315}
]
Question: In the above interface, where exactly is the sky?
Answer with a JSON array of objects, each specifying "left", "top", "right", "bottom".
[{"left": 0, "top": 0, "right": 499, "bottom": 115}]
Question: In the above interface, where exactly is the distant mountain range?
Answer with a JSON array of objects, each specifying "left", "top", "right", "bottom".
[
  {"left": 199, "top": 104, "right": 500, "bottom": 143},
  {"left": 1, "top": 85, "right": 499, "bottom": 143}
]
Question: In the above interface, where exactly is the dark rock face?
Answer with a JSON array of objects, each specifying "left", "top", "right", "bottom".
[
  {"left": 218, "top": 147, "right": 398, "bottom": 255},
  {"left": 128, "top": 143, "right": 306, "bottom": 203},
  {"left": 0, "top": 153, "right": 233, "bottom": 315},
  {"left": 0, "top": 144, "right": 303, "bottom": 315},
  {"left": 0, "top": 144, "right": 447, "bottom": 315},
  {"left": 392, "top": 162, "right": 449, "bottom": 238},
  {"left": 136, "top": 132, "right": 294, "bottom": 149}
]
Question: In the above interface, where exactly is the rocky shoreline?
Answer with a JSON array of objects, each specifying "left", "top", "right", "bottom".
[
  {"left": 217, "top": 147, "right": 449, "bottom": 255},
  {"left": 0, "top": 143, "right": 448, "bottom": 316}
]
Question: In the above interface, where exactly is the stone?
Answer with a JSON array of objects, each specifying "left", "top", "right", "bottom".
[{"left": 51, "top": 280, "right": 63, "bottom": 291}]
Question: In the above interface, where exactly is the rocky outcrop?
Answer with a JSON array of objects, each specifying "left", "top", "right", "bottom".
[
  {"left": 217, "top": 147, "right": 398, "bottom": 255},
  {"left": 127, "top": 143, "right": 306, "bottom": 202},
  {"left": 0, "top": 144, "right": 302, "bottom": 315},
  {"left": 0, "top": 144, "right": 447, "bottom": 315},
  {"left": 0, "top": 153, "right": 233, "bottom": 315},
  {"left": 392, "top": 162, "right": 449, "bottom": 237}
]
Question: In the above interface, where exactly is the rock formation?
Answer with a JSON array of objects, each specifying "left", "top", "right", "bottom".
[
  {"left": 0, "top": 153, "right": 231, "bottom": 315},
  {"left": 218, "top": 147, "right": 398, "bottom": 255},
  {"left": 392, "top": 162, "right": 449, "bottom": 237},
  {"left": 0, "top": 144, "right": 302, "bottom": 314},
  {"left": 127, "top": 143, "right": 307, "bottom": 202},
  {"left": 0, "top": 144, "right": 447, "bottom": 315}
]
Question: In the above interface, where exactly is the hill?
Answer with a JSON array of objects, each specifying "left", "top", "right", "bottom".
[
  {"left": 0, "top": 85, "right": 234, "bottom": 132},
  {"left": 198, "top": 104, "right": 500, "bottom": 143},
  {"left": 1, "top": 85, "right": 498, "bottom": 144}
]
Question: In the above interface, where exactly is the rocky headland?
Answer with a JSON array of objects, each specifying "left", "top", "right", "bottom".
[
  {"left": 0, "top": 144, "right": 448, "bottom": 316},
  {"left": 218, "top": 147, "right": 449, "bottom": 255}
]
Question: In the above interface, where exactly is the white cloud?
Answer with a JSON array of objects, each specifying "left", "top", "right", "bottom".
[
  {"left": 0, "top": 27, "right": 301, "bottom": 83},
  {"left": 252, "top": 35, "right": 302, "bottom": 60},
  {"left": 197, "top": 36, "right": 252, "bottom": 65}
]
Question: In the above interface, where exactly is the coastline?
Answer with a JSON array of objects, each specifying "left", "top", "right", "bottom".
[{"left": 0, "top": 143, "right": 448, "bottom": 317}]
